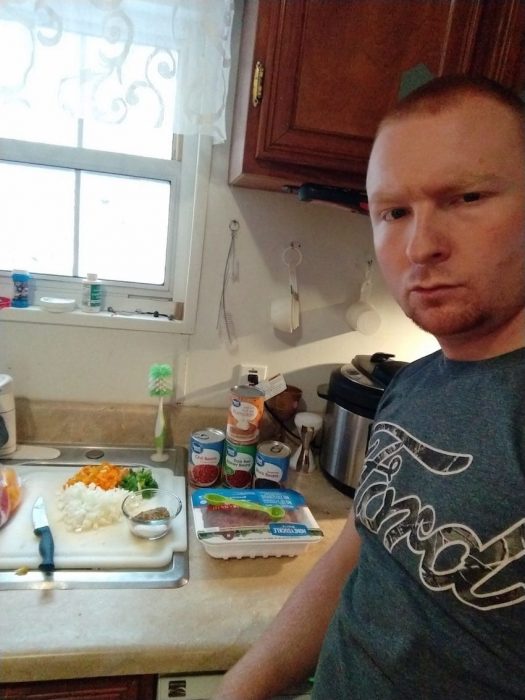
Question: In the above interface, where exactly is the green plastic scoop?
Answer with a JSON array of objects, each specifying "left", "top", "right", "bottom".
[{"left": 204, "top": 493, "right": 285, "bottom": 521}]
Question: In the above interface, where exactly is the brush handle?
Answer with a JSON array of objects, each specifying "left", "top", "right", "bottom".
[
  {"left": 154, "top": 396, "right": 165, "bottom": 446},
  {"left": 151, "top": 397, "right": 170, "bottom": 462}
]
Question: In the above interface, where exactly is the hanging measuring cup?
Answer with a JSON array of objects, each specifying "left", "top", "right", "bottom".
[{"left": 345, "top": 260, "right": 381, "bottom": 334}]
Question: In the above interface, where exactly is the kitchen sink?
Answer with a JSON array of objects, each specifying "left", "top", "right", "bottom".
[{"left": 0, "top": 444, "right": 189, "bottom": 590}]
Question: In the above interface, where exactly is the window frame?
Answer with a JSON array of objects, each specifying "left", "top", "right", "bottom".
[{"left": 0, "top": 133, "right": 212, "bottom": 334}]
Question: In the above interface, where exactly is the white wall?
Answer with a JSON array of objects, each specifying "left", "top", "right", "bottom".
[
  {"left": 182, "top": 143, "right": 439, "bottom": 412},
  {"left": 0, "top": 6, "right": 439, "bottom": 412}
]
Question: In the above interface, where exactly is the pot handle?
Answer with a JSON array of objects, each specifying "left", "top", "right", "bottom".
[{"left": 317, "top": 383, "right": 329, "bottom": 400}]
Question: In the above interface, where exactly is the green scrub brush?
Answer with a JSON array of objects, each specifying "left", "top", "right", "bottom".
[{"left": 148, "top": 363, "right": 173, "bottom": 462}]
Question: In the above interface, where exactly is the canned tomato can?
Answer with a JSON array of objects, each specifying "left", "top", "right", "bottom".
[
  {"left": 254, "top": 441, "right": 291, "bottom": 489},
  {"left": 226, "top": 385, "right": 265, "bottom": 445},
  {"left": 189, "top": 428, "right": 225, "bottom": 487},
  {"left": 222, "top": 440, "right": 257, "bottom": 489}
]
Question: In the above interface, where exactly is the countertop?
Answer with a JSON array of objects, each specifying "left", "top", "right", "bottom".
[{"left": 0, "top": 467, "right": 351, "bottom": 684}]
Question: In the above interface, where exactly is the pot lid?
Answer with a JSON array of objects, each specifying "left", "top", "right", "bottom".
[
  {"left": 352, "top": 352, "right": 408, "bottom": 388},
  {"left": 318, "top": 353, "right": 408, "bottom": 417},
  {"left": 323, "top": 364, "right": 384, "bottom": 417},
  {"left": 340, "top": 363, "right": 380, "bottom": 389}
]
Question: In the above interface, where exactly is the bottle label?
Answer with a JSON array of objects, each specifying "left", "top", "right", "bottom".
[
  {"left": 89, "top": 285, "right": 101, "bottom": 305},
  {"left": 11, "top": 272, "right": 30, "bottom": 307},
  {"left": 82, "top": 283, "right": 102, "bottom": 310}
]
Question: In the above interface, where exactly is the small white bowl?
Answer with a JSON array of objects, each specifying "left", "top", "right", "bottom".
[
  {"left": 121, "top": 488, "right": 182, "bottom": 540},
  {"left": 40, "top": 297, "right": 76, "bottom": 313}
]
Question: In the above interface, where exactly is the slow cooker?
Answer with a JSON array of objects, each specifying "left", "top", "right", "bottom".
[{"left": 317, "top": 353, "right": 407, "bottom": 496}]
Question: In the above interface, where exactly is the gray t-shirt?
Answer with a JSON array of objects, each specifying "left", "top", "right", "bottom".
[{"left": 313, "top": 348, "right": 525, "bottom": 699}]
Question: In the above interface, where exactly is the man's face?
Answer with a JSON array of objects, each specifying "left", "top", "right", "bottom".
[{"left": 366, "top": 96, "right": 525, "bottom": 357}]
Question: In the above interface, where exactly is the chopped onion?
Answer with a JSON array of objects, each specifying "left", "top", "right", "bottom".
[{"left": 56, "top": 482, "right": 127, "bottom": 532}]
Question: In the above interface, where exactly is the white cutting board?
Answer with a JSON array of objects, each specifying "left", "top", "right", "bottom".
[{"left": 0, "top": 465, "right": 187, "bottom": 570}]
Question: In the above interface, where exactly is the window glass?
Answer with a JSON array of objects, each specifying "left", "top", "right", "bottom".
[
  {"left": 0, "top": 162, "right": 75, "bottom": 274},
  {"left": 78, "top": 172, "right": 170, "bottom": 285},
  {"left": 0, "top": 160, "right": 172, "bottom": 286}
]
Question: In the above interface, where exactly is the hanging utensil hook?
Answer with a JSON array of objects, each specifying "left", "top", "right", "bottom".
[{"left": 282, "top": 241, "right": 303, "bottom": 268}]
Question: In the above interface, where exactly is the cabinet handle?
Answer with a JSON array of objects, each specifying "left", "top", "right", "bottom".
[{"left": 252, "top": 60, "right": 264, "bottom": 107}]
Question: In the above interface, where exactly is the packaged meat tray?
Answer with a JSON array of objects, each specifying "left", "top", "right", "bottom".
[{"left": 191, "top": 488, "right": 323, "bottom": 559}]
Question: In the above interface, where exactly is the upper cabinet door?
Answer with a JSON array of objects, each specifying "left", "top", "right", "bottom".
[{"left": 229, "top": 0, "right": 525, "bottom": 192}]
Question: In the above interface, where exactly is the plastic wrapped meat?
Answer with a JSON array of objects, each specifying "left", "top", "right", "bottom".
[
  {"left": 202, "top": 503, "right": 304, "bottom": 528},
  {"left": 192, "top": 487, "right": 323, "bottom": 559}
]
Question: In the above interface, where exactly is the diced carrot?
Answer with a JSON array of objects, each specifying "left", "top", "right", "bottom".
[{"left": 64, "top": 463, "right": 129, "bottom": 490}]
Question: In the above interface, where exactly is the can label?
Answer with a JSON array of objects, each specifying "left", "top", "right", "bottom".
[
  {"left": 226, "top": 385, "right": 265, "bottom": 444},
  {"left": 189, "top": 428, "right": 225, "bottom": 487},
  {"left": 222, "top": 441, "right": 257, "bottom": 489},
  {"left": 254, "top": 441, "right": 291, "bottom": 489}
]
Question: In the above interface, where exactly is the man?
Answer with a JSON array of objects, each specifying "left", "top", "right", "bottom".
[{"left": 215, "top": 75, "right": 525, "bottom": 699}]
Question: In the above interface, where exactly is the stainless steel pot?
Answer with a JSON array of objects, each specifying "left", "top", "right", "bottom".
[{"left": 317, "top": 354, "right": 407, "bottom": 496}]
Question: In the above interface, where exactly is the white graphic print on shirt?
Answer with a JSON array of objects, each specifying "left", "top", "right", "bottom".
[{"left": 354, "top": 421, "right": 525, "bottom": 611}]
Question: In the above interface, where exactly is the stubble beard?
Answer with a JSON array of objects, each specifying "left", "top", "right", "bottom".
[
  {"left": 405, "top": 292, "right": 525, "bottom": 345},
  {"left": 402, "top": 282, "right": 491, "bottom": 340},
  {"left": 407, "top": 302, "right": 486, "bottom": 339}
]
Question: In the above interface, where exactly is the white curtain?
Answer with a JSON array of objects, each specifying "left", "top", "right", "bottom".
[{"left": 0, "top": 0, "right": 234, "bottom": 144}]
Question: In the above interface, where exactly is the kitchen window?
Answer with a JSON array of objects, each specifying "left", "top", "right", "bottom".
[{"left": 0, "top": 0, "right": 234, "bottom": 333}]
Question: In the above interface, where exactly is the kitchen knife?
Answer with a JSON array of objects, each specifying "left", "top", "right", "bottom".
[{"left": 32, "top": 496, "right": 55, "bottom": 572}]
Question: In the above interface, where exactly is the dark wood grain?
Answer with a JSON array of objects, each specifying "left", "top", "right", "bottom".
[{"left": 229, "top": 0, "right": 525, "bottom": 192}]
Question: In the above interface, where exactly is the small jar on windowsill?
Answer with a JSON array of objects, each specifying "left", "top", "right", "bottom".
[{"left": 11, "top": 270, "right": 31, "bottom": 308}]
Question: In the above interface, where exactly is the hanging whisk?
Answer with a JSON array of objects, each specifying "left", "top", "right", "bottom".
[{"left": 217, "top": 219, "right": 239, "bottom": 345}]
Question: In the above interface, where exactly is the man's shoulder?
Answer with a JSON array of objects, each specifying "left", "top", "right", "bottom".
[{"left": 392, "top": 350, "right": 442, "bottom": 383}]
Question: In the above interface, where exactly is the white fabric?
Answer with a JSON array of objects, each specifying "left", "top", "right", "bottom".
[{"left": 0, "top": 0, "right": 234, "bottom": 143}]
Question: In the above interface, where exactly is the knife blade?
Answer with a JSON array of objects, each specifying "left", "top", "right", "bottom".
[{"left": 32, "top": 496, "right": 55, "bottom": 572}]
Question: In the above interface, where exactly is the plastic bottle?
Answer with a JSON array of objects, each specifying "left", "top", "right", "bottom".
[
  {"left": 81, "top": 273, "right": 102, "bottom": 313},
  {"left": 11, "top": 270, "right": 31, "bottom": 308}
]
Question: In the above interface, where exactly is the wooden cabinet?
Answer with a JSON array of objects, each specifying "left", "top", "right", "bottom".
[
  {"left": 229, "top": 0, "right": 525, "bottom": 192},
  {"left": 0, "top": 674, "right": 156, "bottom": 700}
]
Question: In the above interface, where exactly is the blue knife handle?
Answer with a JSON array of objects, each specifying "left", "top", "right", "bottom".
[{"left": 34, "top": 525, "right": 55, "bottom": 572}]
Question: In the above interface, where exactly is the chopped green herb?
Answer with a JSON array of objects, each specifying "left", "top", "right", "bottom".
[{"left": 119, "top": 468, "right": 158, "bottom": 497}]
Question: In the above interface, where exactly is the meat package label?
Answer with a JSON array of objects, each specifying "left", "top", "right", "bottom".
[{"left": 192, "top": 487, "right": 323, "bottom": 541}]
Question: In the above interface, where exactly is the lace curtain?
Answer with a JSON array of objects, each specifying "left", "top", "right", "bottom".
[{"left": 0, "top": 0, "right": 234, "bottom": 144}]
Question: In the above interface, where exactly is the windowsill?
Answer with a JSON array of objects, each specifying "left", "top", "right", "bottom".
[{"left": 0, "top": 305, "right": 185, "bottom": 333}]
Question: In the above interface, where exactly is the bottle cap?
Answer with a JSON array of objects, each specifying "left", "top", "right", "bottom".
[{"left": 86, "top": 273, "right": 98, "bottom": 281}]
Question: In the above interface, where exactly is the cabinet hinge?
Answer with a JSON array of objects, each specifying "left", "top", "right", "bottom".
[{"left": 251, "top": 60, "right": 264, "bottom": 107}]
